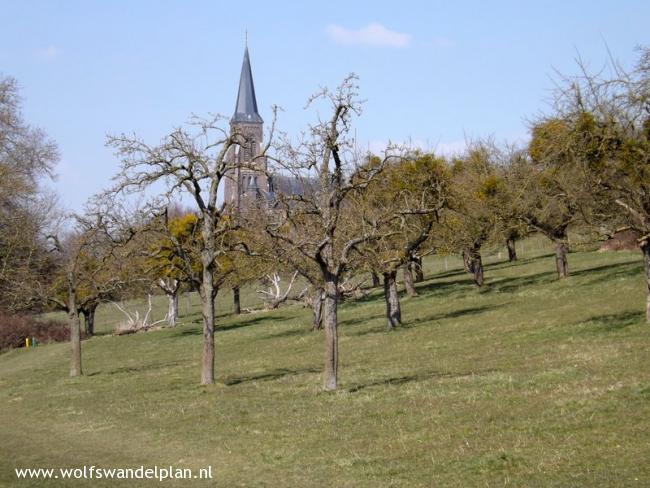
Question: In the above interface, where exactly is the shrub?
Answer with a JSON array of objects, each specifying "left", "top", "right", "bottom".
[{"left": 0, "top": 312, "right": 76, "bottom": 351}]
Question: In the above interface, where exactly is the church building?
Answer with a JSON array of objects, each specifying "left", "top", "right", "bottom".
[{"left": 223, "top": 47, "right": 271, "bottom": 208}]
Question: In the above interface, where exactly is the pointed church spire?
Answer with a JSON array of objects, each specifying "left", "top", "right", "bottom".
[{"left": 232, "top": 47, "right": 263, "bottom": 124}]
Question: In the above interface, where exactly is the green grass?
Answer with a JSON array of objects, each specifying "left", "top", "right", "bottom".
[{"left": 1, "top": 241, "right": 649, "bottom": 487}]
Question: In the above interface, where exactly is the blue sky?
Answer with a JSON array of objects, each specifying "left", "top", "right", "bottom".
[{"left": 1, "top": 0, "right": 648, "bottom": 210}]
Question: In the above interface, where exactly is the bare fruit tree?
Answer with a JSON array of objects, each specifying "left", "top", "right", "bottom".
[
  {"left": 353, "top": 153, "right": 450, "bottom": 329},
  {"left": 40, "top": 211, "right": 132, "bottom": 377},
  {"left": 0, "top": 76, "right": 59, "bottom": 313},
  {"left": 107, "top": 112, "right": 275, "bottom": 385},
  {"left": 541, "top": 48, "right": 650, "bottom": 321},
  {"left": 43, "top": 229, "right": 92, "bottom": 377},
  {"left": 240, "top": 211, "right": 326, "bottom": 329},
  {"left": 258, "top": 75, "right": 405, "bottom": 390}
]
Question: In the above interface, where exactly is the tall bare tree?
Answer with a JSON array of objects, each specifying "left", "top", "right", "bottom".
[
  {"left": 445, "top": 143, "right": 504, "bottom": 286},
  {"left": 144, "top": 210, "right": 203, "bottom": 327},
  {"left": 540, "top": 47, "right": 650, "bottom": 320},
  {"left": 524, "top": 119, "right": 594, "bottom": 278},
  {"left": 258, "top": 75, "right": 404, "bottom": 390},
  {"left": 107, "top": 113, "right": 274, "bottom": 384},
  {"left": 491, "top": 147, "right": 531, "bottom": 263},
  {"left": 39, "top": 210, "right": 132, "bottom": 376},
  {"left": 0, "top": 76, "right": 59, "bottom": 312},
  {"left": 240, "top": 214, "right": 325, "bottom": 328},
  {"left": 353, "top": 153, "right": 450, "bottom": 328}
]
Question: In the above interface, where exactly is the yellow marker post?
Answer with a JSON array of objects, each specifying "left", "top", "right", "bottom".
[{"left": 25, "top": 337, "right": 30, "bottom": 349}]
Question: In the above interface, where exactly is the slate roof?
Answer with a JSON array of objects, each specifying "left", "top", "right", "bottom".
[{"left": 232, "top": 48, "right": 263, "bottom": 124}]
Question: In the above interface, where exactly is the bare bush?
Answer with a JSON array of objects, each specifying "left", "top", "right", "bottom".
[{"left": 0, "top": 312, "right": 74, "bottom": 350}]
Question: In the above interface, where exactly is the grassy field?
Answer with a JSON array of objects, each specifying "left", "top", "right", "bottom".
[{"left": 1, "top": 240, "right": 649, "bottom": 487}]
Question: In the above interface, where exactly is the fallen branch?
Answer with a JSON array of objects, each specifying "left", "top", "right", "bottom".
[
  {"left": 112, "top": 294, "right": 166, "bottom": 335},
  {"left": 257, "top": 271, "right": 307, "bottom": 309}
]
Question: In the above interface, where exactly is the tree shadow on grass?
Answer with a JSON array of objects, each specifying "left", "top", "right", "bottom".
[
  {"left": 422, "top": 267, "right": 468, "bottom": 281},
  {"left": 348, "top": 368, "right": 498, "bottom": 393},
  {"left": 347, "top": 304, "right": 503, "bottom": 337},
  {"left": 485, "top": 252, "right": 555, "bottom": 272},
  {"left": 339, "top": 313, "right": 384, "bottom": 328},
  {"left": 219, "top": 314, "right": 289, "bottom": 332},
  {"left": 87, "top": 359, "right": 187, "bottom": 376},
  {"left": 571, "top": 259, "right": 640, "bottom": 277},
  {"left": 409, "top": 303, "right": 504, "bottom": 326},
  {"left": 166, "top": 327, "right": 203, "bottom": 337},
  {"left": 420, "top": 252, "right": 554, "bottom": 284},
  {"left": 262, "top": 327, "right": 312, "bottom": 340},
  {"left": 413, "top": 254, "right": 560, "bottom": 297},
  {"left": 225, "top": 366, "right": 320, "bottom": 386},
  {"left": 572, "top": 260, "right": 641, "bottom": 287},
  {"left": 573, "top": 310, "right": 644, "bottom": 333},
  {"left": 413, "top": 277, "right": 476, "bottom": 298},
  {"left": 167, "top": 314, "right": 290, "bottom": 337},
  {"left": 485, "top": 269, "right": 558, "bottom": 294},
  {"left": 476, "top": 257, "right": 639, "bottom": 295},
  {"left": 339, "top": 288, "right": 385, "bottom": 307},
  {"left": 181, "top": 311, "right": 231, "bottom": 323}
]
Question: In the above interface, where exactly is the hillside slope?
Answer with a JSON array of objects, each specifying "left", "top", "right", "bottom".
[{"left": 1, "top": 249, "right": 649, "bottom": 487}]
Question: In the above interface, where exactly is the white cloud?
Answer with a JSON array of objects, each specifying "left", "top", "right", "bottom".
[
  {"left": 326, "top": 23, "right": 411, "bottom": 48},
  {"left": 36, "top": 45, "right": 62, "bottom": 60}
]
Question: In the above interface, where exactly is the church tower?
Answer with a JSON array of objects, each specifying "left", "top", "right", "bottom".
[{"left": 224, "top": 47, "right": 269, "bottom": 208}]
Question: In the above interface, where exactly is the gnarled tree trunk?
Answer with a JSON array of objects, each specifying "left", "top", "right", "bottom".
[
  {"left": 158, "top": 278, "right": 181, "bottom": 327},
  {"left": 199, "top": 209, "right": 221, "bottom": 386},
  {"left": 383, "top": 270, "right": 402, "bottom": 329},
  {"left": 371, "top": 271, "right": 380, "bottom": 288},
  {"left": 200, "top": 263, "right": 217, "bottom": 385},
  {"left": 82, "top": 302, "right": 97, "bottom": 336},
  {"left": 472, "top": 253, "right": 484, "bottom": 287},
  {"left": 462, "top": 250, "right": 472, "bottom": 273},
  {"left": 402, "top": 263, "right": 418, "bottom": 297},
  {"left": 167, "top": 291, "right": 179, "bottom": 327},
  {"left": 232, "top": 286, "right": 241, "bottom": 315},
  {"left": 413, "top": 256, "right": 424, "bottom": 282},
  {"left": 468, "top": 246, "right": 484, "bottom": 287},
  {"left": 642, "top": 240, "right": 650, "bottom": 324},
  {"left": 312, "top": 286, "right": 324, "bottom": 330},
  {"left": 322, "top": 278, "right": 338, "bottom": 390},
  {"left": 553, "top": 231, "right": 569, "bottom": 279},
  {"left": 506, "top": 237, "right": 517, "bottom": 262},
  {"left": 68, "top": 274, "right": 82, "bottom": 377}
]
